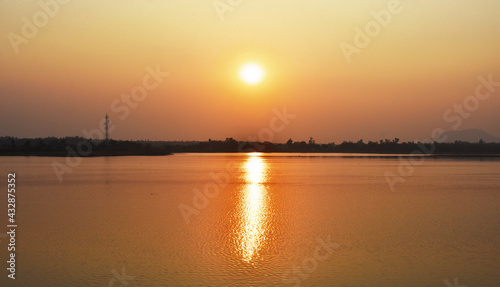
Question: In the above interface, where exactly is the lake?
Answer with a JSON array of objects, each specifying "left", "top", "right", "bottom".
[{"left": 0, "top": 153, "right": 499, "bottom": 286}]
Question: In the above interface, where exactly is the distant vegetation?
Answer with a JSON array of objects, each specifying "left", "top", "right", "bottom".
[
  {"left": 0, "top": 137, "right": 170, "bottom": 156},
  {"left": 171, "top": 137, "right": 500, "bottom": 154},
  {"left": 1, "top": 136, "right": 499, "bottom": 156}
]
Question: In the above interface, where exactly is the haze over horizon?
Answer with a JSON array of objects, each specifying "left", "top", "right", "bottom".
[{"left": 1, "top": 0, "right": 499, "bottom": 143}]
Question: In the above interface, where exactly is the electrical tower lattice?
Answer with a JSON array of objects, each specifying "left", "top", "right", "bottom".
[{"left": 105, "top": 113, "right": 109, "bottom": 142}]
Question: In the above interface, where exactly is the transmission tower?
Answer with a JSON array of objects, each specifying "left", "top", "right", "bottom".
[{"left": 105, "top": 113, "right": 109, "bottom": 143}]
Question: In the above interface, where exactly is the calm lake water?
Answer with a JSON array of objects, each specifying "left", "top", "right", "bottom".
[{"left": 0, "top": 153, "right": 499, "bottom": 286}]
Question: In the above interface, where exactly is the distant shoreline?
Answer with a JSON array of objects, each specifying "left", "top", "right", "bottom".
[
  {"left": 1, "top": 137, "right": 500, "bottom": 157},
  {"left": 1, "top": 152, "right": 499, "bottom": 158},
  {"left": 0, "top": 152, "right": 172, "bottom": 157}
]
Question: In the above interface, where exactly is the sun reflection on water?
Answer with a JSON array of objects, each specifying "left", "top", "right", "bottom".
[{"left": 238, "top": 153, "right": 269, "bottom": 263}]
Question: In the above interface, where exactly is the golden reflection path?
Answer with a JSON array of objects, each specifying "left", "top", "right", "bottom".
[{"left": 238, "top": 153, "right": 269, "bottom": 262}]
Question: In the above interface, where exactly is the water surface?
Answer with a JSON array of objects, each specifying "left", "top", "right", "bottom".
[{"left": 0, "top": 153, "right": 499, "bottom": 286}]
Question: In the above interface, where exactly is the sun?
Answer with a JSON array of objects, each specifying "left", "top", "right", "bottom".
[{"left": 239, "top": 63, "right": 265, "bottom": 85}]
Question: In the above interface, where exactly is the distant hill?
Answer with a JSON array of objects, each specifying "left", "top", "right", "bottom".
[{"left": 441, "top": 129, "right": 500, "bottom": 143}]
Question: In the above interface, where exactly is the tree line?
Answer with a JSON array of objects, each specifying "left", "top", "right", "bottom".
[{"left": 1, "top": 136, "right": 499, "bottom": 156}]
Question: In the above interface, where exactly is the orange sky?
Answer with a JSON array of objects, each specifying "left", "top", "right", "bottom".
[{"left": 1, "top": 0, "right": 499, "bottom": 143}]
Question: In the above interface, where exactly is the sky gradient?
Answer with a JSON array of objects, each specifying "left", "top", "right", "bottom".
[{"left": 1, "top": 0, "right": 499, "bottom": 143}]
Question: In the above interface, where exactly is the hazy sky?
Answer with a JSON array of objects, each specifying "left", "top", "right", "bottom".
[{"left": 1, "top": 0, "right": 499, "bottom": 143}]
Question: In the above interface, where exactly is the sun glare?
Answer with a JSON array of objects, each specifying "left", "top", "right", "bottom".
[{"left": 240, "top": 63, "right": 264, "bottom": 85}]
